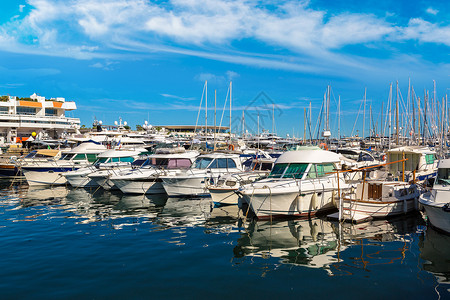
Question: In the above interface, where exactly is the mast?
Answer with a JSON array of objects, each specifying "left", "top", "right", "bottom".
[
  {"left": 229, "top": 81, "right": 232, "bottom": 141},
  {"left": 205, "top": 80, "right": 208, "bottom": 135},
  {"left": 303, "top": 107, "right": 306, "bottom": 143},
  {"left": 338, "top": 95, "right": 341, "bottom": 139},
  {"left": 396, "top": 81, "right": 399, "bottom": 145},
  {"left": 389, "top": 83, "right": 392, "bottom": 149},
  {"left": 214, "top": 89, "right": 216, "bottom": 151},
  {"left": 363, "top": 88, "right": 366, "bottom": 140},
  {"left": 309, "top": 101, "right": 312, "bottom": 144},
  {"left": 418, "top": 96, "right": 421, "bottom": 145}
]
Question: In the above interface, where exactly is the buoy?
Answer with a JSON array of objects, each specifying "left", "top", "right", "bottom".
[
  {"left": 319, "top": 143, "right": 328, "bottom": 150},
  {"left": 311, "top": 193, "right": 317, "bottom": 210},
  {"left": 228, "top": 144, "right": 235, "bottom": 151},
  {"left": 31, "top": 132, "right": 37, "bottom": 137}
]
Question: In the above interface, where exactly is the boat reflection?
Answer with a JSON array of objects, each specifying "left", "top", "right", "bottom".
[
  {"left": 156, "top": 197, "right": 213, "bottom": 229},
  {"left": 419, "top": 226, "right": 450, "bottom": 290},
  {"left": 234, "top": 214, "right": 425, "bottom": 276},
  {"left": 328, "top": 215, "right": 423, "bottom": 276},
  {"left": 234, "top": 218, "right": 340, "bottom": 273},
  {"left": 205, "top": 204, "right": 242, "bottom": 234}
]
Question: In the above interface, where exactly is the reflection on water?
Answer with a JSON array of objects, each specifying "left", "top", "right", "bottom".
[
  {"left": 234, "top": 218, "right": 340, "bottom": 273},
  {"left": 420, "top": 226, "right": 450, "bottom": 294},
  {"left": 0, "top": 181, "right": 449, "bottom": 298},
  {"left": 233, "top": 214, "right": 431, "bottom": 277}
]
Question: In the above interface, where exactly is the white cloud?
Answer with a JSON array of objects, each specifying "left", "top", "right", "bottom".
[
  {"left": 19, "top": 5, "right": 26, "bottom": 13},
  {"left": 160, "top": 93, "right": 196, "bottom": 101},
  {"left": 400, "top": 18, "right": 450, "bottom": 46},
  {"left": 426, "top": 7, "right": 439, "bottom": 15},
  {"left": 89, "top": 60, "right": 117, "bottom": 70},
  {"left": 0, "top": 0, "right": 448, "bottom": 77}
]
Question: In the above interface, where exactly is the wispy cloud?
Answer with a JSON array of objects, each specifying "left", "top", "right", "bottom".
[
  {"left": 89, "top": 60, "right": 118, "bottom": 70},
  {"left": 160, "top": 93, "right": 196, "bottom": 101},
  {"left": 0, "top": 0, "right": 448, "bottom": 77}
]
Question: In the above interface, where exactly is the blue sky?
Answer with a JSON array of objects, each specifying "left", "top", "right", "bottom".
[{"left": 0, "top": 0, "right": 449, "bottom": 137}]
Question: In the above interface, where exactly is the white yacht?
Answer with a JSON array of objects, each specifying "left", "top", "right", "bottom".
[
  {"left": 238, "top": 149, "right": 348, "bottom": 219},
  {"left": 160, "top": 152, "right": 244, "bottom": 197},
  {"left": 20, "top": 142, "right": 106, "bottom": 186},
  {"left": 207, "top": 157, "right": 274, "bottom": 206},
  {"left": 64, "top": 148, "right": 146, "bottom": 188},
  {"left": 419, "top": 159, "right": 450, "bottom": 234},
  {"left": 109, "top": 149, "right": 199, "bottom": 194}
]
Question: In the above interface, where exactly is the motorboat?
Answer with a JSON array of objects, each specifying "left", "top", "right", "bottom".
[
  {"left": 238, "top": 148, "right": 349, "bottom": 219},
  {"left": 419, "top": 159, "right": 450, "bottom": 234},
  {"left": 20, "top": 142, "right": 106, "bottom": 186},
  {"left": 160, "top": 152, "right": 244, "bottom": 197},
  {"left": 0, "top": 149, "right": 63, "bottom": 178},
  {"left": 110, "top": 149, "right": 199, "bottom": 194},
  {"left": 64, "top": 148, "right": 146, "bottom": 188},
  {"left": 207, "top": 157, "right": 274, "bottom": 206}
]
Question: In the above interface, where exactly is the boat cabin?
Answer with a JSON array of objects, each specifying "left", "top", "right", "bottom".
[{"left": 267, "top": 150, "right": 340, "bottom": 180}]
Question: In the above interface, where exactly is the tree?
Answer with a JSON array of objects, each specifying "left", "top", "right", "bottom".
[{"left": 136, "top": 125, "right": 144, "bottom": 131}]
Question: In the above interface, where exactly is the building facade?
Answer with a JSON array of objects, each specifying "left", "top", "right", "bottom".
[{"left": 0, "top": 93, "right": 80, "bottom": 144}]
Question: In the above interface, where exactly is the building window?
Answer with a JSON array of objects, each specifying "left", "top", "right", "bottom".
[
  {"left": 45, "top": 108, "right": 57, "bottom": 116},
  {"left": 17, "top": 107, "right": 36, "bottom": 115},
  {"left": 0, "top": 107, "right": 8, "bottom": 114}
]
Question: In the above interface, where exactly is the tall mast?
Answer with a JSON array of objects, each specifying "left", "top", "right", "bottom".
[
  {"left": 396, "top": 81, "right": 399, "bottom": 145},
  {"left": 363, "top": 87, "right": 366, "bottom": 140},
  {"left": 213, "top": 89, "right": 216, "bottom": 151},
  {"left": 338, "top": 95, "right": 341, "bottom": 139},
  {"left": 388, "top": 82, "right": 392, "bottom": 149},
  {"left": 205, "top": 80, "right": 208, "bottom": 135},
  {"left": 327, "top": 85, "right": 331, "bottom": 132},
  {"left": 309, "top": 101, "right": 312, "bottom": 144},
  {"left": 303, "top": 107, "right": 307, "bottom": 143},
  {"left": 229, "top": 81, "right": 232, "bottom": 141},
  {"left": 418, "top": 96, "right": 421, "bottom": 145}
]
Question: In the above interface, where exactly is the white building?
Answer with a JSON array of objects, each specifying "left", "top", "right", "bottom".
[{"left": 0, "top": 93, "right": 80, "bottom": 144}]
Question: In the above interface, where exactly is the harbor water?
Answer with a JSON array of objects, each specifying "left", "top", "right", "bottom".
[{"left": 0, "top": 180, "right": 448, "bottom": 299}]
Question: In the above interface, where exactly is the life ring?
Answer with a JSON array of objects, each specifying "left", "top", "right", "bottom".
[
  {"left": 381, "top": 155, "right": 386, "bottom": 161},
  {"left": 228, "top": 144, "right": 235, "bottom": 151},
  {"left": 319, "top": 143, "right": 328, "bottom": 151}
]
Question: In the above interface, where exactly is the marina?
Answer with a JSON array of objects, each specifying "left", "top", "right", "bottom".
[
  {"left": 0, "top": 0, "right": 449, "bottom": 298},
  {"left": 0, "top": 87, "right": 449, "bottom": 298}
]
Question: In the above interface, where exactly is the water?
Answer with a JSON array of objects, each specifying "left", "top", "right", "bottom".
[{"left": 0, "top": 180, "right": 448, "bottom": 299}]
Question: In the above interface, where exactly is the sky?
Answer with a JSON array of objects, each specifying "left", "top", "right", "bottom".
[{"left": 0, "top": 0, "right": 449, "bottom": 138}]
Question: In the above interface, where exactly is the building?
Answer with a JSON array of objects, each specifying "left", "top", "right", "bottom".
[{"left": 0, "top": 93, "right": 80, "bottom": 144}]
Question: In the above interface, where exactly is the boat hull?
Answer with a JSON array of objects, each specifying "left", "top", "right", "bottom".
[
  {"left": 161, "top": 176, "right": 211, "bottom": 197},
  {"left": 113, "top": 178, "right": 165, "bottom": 194},
  {"left": 241, "top": 188, "right": 337, "bottom": 219},
  {"left": 420, "top": 195, "right": 450, "bottom": 234},
  {"left": 22, "top": 168, "right": 70, "bottom": 186},
  {"left": 209, "top": 187, "right": 239, "bottom": 205}
]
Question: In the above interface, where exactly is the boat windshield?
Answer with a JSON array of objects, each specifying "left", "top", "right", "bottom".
[
  {"left": 268, "top": 163, "right": 308, "bottom": 179},
  {"left": 193, "top": 157, "right": 213, "bottom": 169},
  {"left": 60, "top": 153, "right": 76, "bottom": 160},
  {"left": 167, "top": 158, "right": 192, "bottom": 169},
  {"left": 437, "top": 168, "right": 450, "bottom": 185},
  {"left": 24, "top": 151, "right": 37, "bottom": 159},
  {"left": 93, "top": 157, "right": 109, "bottom": 166}
]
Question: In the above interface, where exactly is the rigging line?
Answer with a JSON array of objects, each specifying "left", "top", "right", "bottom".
[
  {"left": 194, "top": 82, "right": 207, "bottom": 133},
  {"left": 219, "top": 85, "right": 230, "bottom": 129},
  {"left": 351, "top": 96, "right": 364, "bottom": 137}
]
